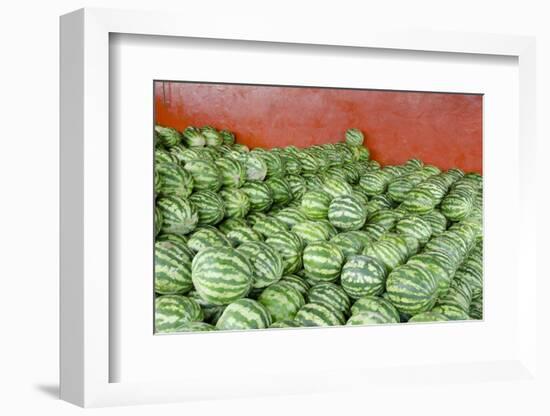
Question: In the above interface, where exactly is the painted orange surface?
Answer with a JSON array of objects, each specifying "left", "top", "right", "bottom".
[{"left": 155, "top": 82, "right": 482, "bottom": 173}]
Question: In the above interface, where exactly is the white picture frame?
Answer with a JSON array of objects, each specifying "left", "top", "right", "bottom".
[{"left": 60, "top": 7, "right": 540, "bottom": 408}]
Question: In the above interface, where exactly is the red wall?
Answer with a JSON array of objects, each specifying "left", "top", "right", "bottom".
[{"left": 155, "top": 82, "right": 482, "bottom": 173}]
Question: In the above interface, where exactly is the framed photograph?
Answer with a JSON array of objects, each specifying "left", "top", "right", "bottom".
[{"left": 60, "top": 8, "right": 539, "bottom": 408}]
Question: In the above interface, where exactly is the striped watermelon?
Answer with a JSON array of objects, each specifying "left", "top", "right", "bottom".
[
  {"left": 155, "top": 147, "right": 176, "bottom": 166},
  {"left": 301, "top": 190, "right": 332, "bottom": 220},
  {"left": 169, "top": 146, "right": 201, "bottom": 165},
  {"left": 253, "top": 150, "right": 285, "bottom": 178},
  {"left": 182, "top": 126, "right": 206, "bottom": 147},
  {"left": 385, "top": 263, "right": 438, "bottom": 315},
  {"left": 232, "top": 143, "right": 250, "bottom": 153},
  {"left": 188, "top": 290, "right": 226, "bottom": 324},
  {"left": 359, "top": 171, "right": 388, "bottom": 196},
  {"left": 274, "top": 207, "right": 307, "bottom": 228},
  {"left": 302, "top": 173, "right": 324, "bottom": 190},
  {"left": 286, "top": 174, "right": 307, "bottom": 201},
  {"left": 226, "top": 225, "right": 262, "bottom": 246},
  {"left": 401, "top": 188, "right": 436, "bottom": 215},
  {"left": 346, "top": 311, "right": 396, "bottom": 325},
  {"left": 215, "top": 157, "right": 246, "bottom": 188},
  {"left": 243, "top": 154, "right": 268, "bottom": 182},
  {"left": 215, "top": 298, "right": 272, "bottom": 330},
  {"left": 183, "top": 159, "right": 221, "bottom": 192},
  {"left": 218, "top": 218, "right": 248, "bottom": 234},
  {"left": 252, "top": 216, "right": 288, "bottom": 238},
  {"left": 294, "top": 303, "right": 344, "bottom": 327},
  {"left": 345, "top": 128, "right": 364, "bottom": 146},
  {"left": 340, "top": 254, "right": 386, "bottom": 298},
  {"left": 307, "top": 282, "right": 351, "bottom": 317},
  {"left": 367, "top": 209, "right": 399, "bottom": 230},
  {"left": 297, "top": 151, "right": 320, "bottom": 173},
  {"left": 201, "top": 126, "right": 223, "bottom": 146},
  {"left": 323, "top": 177, "right": 353, "bottom": 198},
  {"left": 395, "top": 215, "right": 433, "bottom": 245},
  {"left": 327, "top": 195, "right": 367, "bottom": 231},
  {"left": 269, "top": 320, "right": 300, "bottom": 328},
  {"left": 407, "top": 311, "right": 449, "bottom": 323},
  {"left": 367, "top": 194, "right": 394, "bottom": 213},
  {"left": 329, "top": 232, "right": 364, "bottom": 258},
  {"left": 155, "top": 126, "right": 181, "bottom": 147},
  {"left": 189, "top": 191, "right": 225, "bottom": 225},
  {"left": 237, "top": 241, "right": 284, "bottom": 288},
  {"left": 156, "top": 195, "right": 199, "bottom": 235},
  {"left": 469, "top": 295, "right": 483, "bottom": 320},
  {"left": 187, "top": 226, "right": 232, "bottom": 253},
  {"left": 155, "top": 240, "right": 193, "bottom": 295},
  {"left": 219, "top": 188, "right": 250, "bottom": 219},
  {"left": 265, "top": 177, "right": 293, "bottom": 207},
  {"left": 437, "top": 277, "right": 472, "bottom": 313},
  {"left": 241, "top": 181, "right": 273, "bottom": 212},
  {"left": 430, "top": 304, "right": 470, "bottom": 321},
  {"left": 440, "top": 183, "right": 475, "bottom": 221},
  {"left": 303, "top": 241, "right": 345, "bottom": 282},
  {"left": 265, "top": 231, "right": 304, "bottom": 274},
  {"left": 292, "top": 220, "right": 330, "bottom": 244},
  {"left": 363, "top": 240, "right": 406, "bottom": 273},
  {"left": 246, "top": 212, "right": 267, "bottom": 227},
  {"left": 421, "top": 210, "right": 448, "bottom": 236},
  {"left": 282, "top": 154, "right": 302, "bottom": 175},
  {"left": 156, "top": 162, "right": 194, "bottom": 197},
  {"left": 281, "top": 274, "right": 310, "bottom": 298},
  {"left": 155, "top": 295, "right": 203, "bottom": 333},
  {"left": 387, "top": 176, "right": 415, "bottom": 203},
  {"left": 405, "top": 158, "right": 424, "bottom": 170},
  {"left": 155, "top": 206, "right": 163, "bottom": 237},
  {"left": 191, "top": 247, "right": 253, "bottom": 305},
  {"left": 219, "top": 129, "right": 236, "bottom": 145},
  {"left": 362, "top": 223, "right": 387, "bottom": 241},
  {"left": 258, "top": 282, "right": 305, "bottom": 322},
  {"left": 350, "top": 296, "right": 400, "bottom": 322},
  {"left": 407, "top": 252, "right": 451, "bottom": 298}
]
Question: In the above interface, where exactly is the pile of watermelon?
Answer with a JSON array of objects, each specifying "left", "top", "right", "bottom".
[{"left": 154, "top": 125, "right": 483, "bottom": 333}]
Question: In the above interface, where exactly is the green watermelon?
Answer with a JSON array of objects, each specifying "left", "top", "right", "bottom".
[
  {"left": 187, "top": 226, "right": 232, "bottom": 253},
  {"left": 191, "top": 246, "right": 253, "bottom": 305},
  {"left": 359, "top": 171, "right": 388, "bottom": 196},
  {"left": 183, "top": 159, "right": 221, "bottom": 192},
  {"left": 292, "top": 220, "right": 330, "bottom": 244},
  {"left": 265, "top": 177, "right": 293, "bottom": 207},
  {"left": 269, "top": 320, "right": 300, "bottom": 328},
  {"left": 201, "top": 126, "right": 223, "bottom": 146},
  {"left": 407, "top": 311, "right": 449, "bottom": 323},
  {"left": 243, "top": 154, "right": 268, "bottom": 181},
  {"left": 307, "top": 282, "right": 351, "bottom": 317},
  {"left": 189, "top": 190, "right": 225, "bottom": 225},
  {"left": 280, "top": 274, "right": 310, "bottom": 298},
  {"left": 155, "top": 240, "right": 193, "bottom": 295},
  {"left": 350, "top": 296, "right": 400, "bottom": 322},
  {"left": 155, "top": 147, "right": 177, "bottom": 165},
  {"left": 219, "top": 188, "right": 250, "bottom": 219},
  {"left": 346, "top": 311, "right": 395, "bottom": 325},
  {"left": 294, "top": 303, "right": 344, "bottom": 327},
  {"left": 431, "top": 304, "right": 471, "bottom": 321},
  {"left": 237, "top": 241, "right": 284, "bottom": 288},
  {"left": 395, "top": 215, "right": 433, "bottom": 245},
  {"left": 329, "top": 232, "right": 364, "bottom": 258},
  {"left": 258, "top": 282, "right": 305, "bottom": 322},
  {"left": 156, "top": 162, "right": 194, "bottom": 197},
  {"left": 219, "top": 129, "right": 236, "bottom": 145},
  {"left": 345, "top": 128, "right": 364, "bottom": 146},
  {"left": 252, "top": 216, "right": 288, "bottom": 238},
  {"left": 323, "top": 177, "right": 353, "bottom": 198},
  {"left": 241, "top": 181, "right": 273, "bottom": 212},
  {"left": 155, "top": 295, "right": 203, "bottom": 333},
  {"left": 303, "top": 241, "right": 345, "bottom": 282},
  {"left": 215, "top": 157, "right": 246, "bottom": 188},
  {"left": 265, "top": 231, "right": 304, "bottom": 274},
  {"left": 286, "top": 174, "right": 307, "bottom": 201},
  {"left": 156, "top": 195, "right": 199, "bottom": 235},
  {"left": 340, "top": 254, "right": 386, "bottom": 299},
  {"left": 216, "top": 298, "right": 272, "bottom": 330},
  {"left": 274, "top": 207, "right": 307, "bottom": 228},
  {"left": 385, "top": 263, "right": 438, "bottom": 315},
  {"left": 327, "top": 194, "right": 368, "bottom": 231},
  {"left": 175, "top": 321, "right": 216, "bottom": 332},
  {"left": 301, "top": 190, "right": 332, "bottom": 220},
  {"left": 155, "top": 125, "right": 181, "bottom": 147},
  {"left": 154, "top": 205, "right": 163, "bottom": 237}
]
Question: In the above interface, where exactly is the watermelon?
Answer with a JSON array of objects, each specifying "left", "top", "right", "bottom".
[
  {"left": 183, "top": 159, "right": 221, "bottom": 192},
  {"left": 258, "top": 282, "right": 305, "bottom": 322},
  {"left": 303, "top": 241, "right": 345, "bottom": 282},
  {"left": 407, "top": 253, "right": 451, "bottom": 298},
  {"left": 175, "top": 322, "right": 216, "bottom": 332},
  {"left": 286, "top": 174, "right": 307, "bottom": 201},
  {"left": 169, "top": 146, "right": 202, "bottom": 165},
  {"left": 155, "top": 240, "right": 193, "bottom": 295},
  {"left": 363, "top": 240, "right": 406, "bottom": 273},
  {"left": 395, "top": 215, "right": 433, "bottom": 245},
  {"left": 291, "top": 220, "right": 329, "bottom": 244},
  {"left": 156, "top": 162, "right": 194, "bottom": 197},
  {"left": 219, "top": 129, "right": 236, "bottom": 145},
  {"left": 421, "top": 210, "right": 448, "bottom": 236},
  {"left": 283, "top": 154, "right": 302, "bottom": 175},
  {"left": 265, "top": 177, "right": 293, "bottom": 207},
  {"left": 252, "top": 216, "right": 288, "bottom": 238},
  {"left": 191, "top": 247, "right": 253, "bottom": 305},
  {"left": 219, "top": 188, "right": 250, "bottom": 219},
  {"left": 274, "top": 207, "right": 307, "bottom": 228},
  {"left": 346, "top": 311, "right": 395, "bottom": 325},
  {"left": 367, "top": 209, "right": 399, "bottom": 230},
  {"left": 297, "top": 151, "right": 320, "bottom": 173},
  {"left": 307, "top": 282, "right": 351, "bottom": 317},
  {"left": 340, "top": 254, "right": 386, "bottom": 299},
  {"left": 181, "top": 126, "right": 206, "bottom": 147},
  {"left": 253, "top": 150, "right": 285, "bottom": 178},
  {"left": 216, "top": 298, "right": 272, "bottom": 330},
  {"left": 269, "top": 320, "right": 300, "bottom": 328},
  {"left": 301, "top": 189, "right": 332, "bottom": 220},
  {"left": 226, "top": 225, "right": 262, "bottom": 246},
  {"left": 241, "top": 181, "right": 273, "bottom": 212},
  {"left": 385, "top": 263, "right": 438, "bottom": 315},
  {"left": 187, "top": 226, "right": 232, "bottom": 253},
  {"left": 189, "top": 190, "right": 225, "bottom": 225},
  {"left": 265, "top": 231, "right": 304, "bottom": 274},
  {"left": 323, "top": 177, "right": 353, "bottom": 198},
  {"left": 345, "top": 128, "right": 364, "bottom": 146},
  {"left": 154, "top": 206, "right": 163, "bottom": 237},
  {"left": 441, "top": 183, "right": 475, "bottom": 221},
  {"left": 155, "top": 125, "right": 181, "bottom": 147},
  {"left": 359, "top": 171, "right": 388, "bottom": 196},
  {"left": 350, "top": 296, "right": 400, "bottom": 322},
  {"left": 329, "top": 232, "right": 364, "bottom": 258},
  {"left": 237, "top": 241, "right": 284, "bottom": 288},
  {"left": 243, "top": 154, "right": 268, "bottom": 182},
  {"left": 437, "top": 277, "right": 472, "bottom": 313},
  {"left": 232, "top": 143, "right": 250, "bottom": 153},
  {"left": 294, "top": 303, "right": 344, "bottom": 327},
  {"left": 431, "top": 304, "right": 470, "bottom": 321},
  {"left": 155, "top": 295, "right": 203, "bottom": 333},
  {"left": 281, "top": 274, "right": 310, "bottom": 298},
  {"left": 215, "top": 157, "right": 246, "bottom": 188},
  {"left": 156, "top": 195, "right": 199, "bottom": 235},
  {"left": 362, "top": 223, "right": 387, "bottom": 241},
  {"left": 327, "top": 194, "right": 367, "bottom": 231},
  {"left": 201, "top": 126, "right": 223, "bottom": 146},
  {"left": 188, "top": 290, "right": 226, "bottom": 324},
  {"left": 407, "top": 311, "right": 449, "bottom": 323}
]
